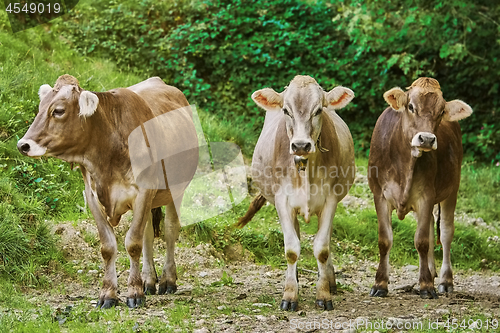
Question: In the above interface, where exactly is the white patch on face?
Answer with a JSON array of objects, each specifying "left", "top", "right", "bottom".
[{"left": 18, "top": 138, "right": 47, "bottom": 157}]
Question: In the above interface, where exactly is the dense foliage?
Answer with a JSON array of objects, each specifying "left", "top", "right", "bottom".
[{"left": 56, "top": 0, "right": 500, "bottom": 161}]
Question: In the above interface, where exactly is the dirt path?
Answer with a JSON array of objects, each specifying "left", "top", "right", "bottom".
[{"left": 31, "top": 220, "right": 500, "bottom": 332}]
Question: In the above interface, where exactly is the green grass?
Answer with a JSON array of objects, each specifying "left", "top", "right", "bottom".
[{"left": 458, "top": 161, "right": 500, "bottom": 226}]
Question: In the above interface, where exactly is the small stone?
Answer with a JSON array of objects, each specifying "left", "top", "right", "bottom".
[
  {"left": 255, "top": 315, "right": 267, "bottom": 321},
  {"left": 77, "top": 270, "right": 84, "bottom": 274},
  {"left": 252, "top": 303, "right": 272, "bottom": 308},
  {"left": 88, "top": 270, "right": 98, "bottom": 274},
  {"left": 404, "top": 265, "right": 419, "bottom": 271},
  {"left": 195, "top": 319, "right": 206, "bottom": 326},
  {"left": 199, "top": 272, "right": 208, "bottom": 277},
  {"left": 217, "top": 305, "right": 226, "bottom": 310},
  {"left": 435, "top": 309, "right": 449, "bottom": 315},
  {"left": 193, "top": 329, "right": 209, "bottom": 333}
]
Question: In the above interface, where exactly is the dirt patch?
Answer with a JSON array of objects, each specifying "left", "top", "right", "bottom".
[{"left": 24, "top": 220, "right": 499, "bottom": 332}]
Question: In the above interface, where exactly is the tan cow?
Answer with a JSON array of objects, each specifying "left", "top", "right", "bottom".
[
  {"left": 18, "top": 75, "right": 198, "bottom": 308},
  {"left": 368, "top": 77, "right": 472, "bottom": 299},
  {"left": 239, "top": 75, "right": 355, "bottom": 311}
]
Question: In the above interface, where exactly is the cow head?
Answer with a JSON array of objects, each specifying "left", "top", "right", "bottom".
[
  {"left": 17, "top": 74, "right": 99, "bottom": 160},
  {"left": 252, "top": 75, "right": 354, "bottom": 157},
  {"left": 383, "top": 77, "right": 472, "bottom": 157}
]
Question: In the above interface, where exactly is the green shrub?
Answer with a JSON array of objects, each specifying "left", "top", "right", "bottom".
[{"left": 56, "top": 0, "right": 500, "bottom": 162}]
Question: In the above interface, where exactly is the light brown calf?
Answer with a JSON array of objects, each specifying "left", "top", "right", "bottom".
[
  {"left": 241, "top": 75, "right": 355, "bottom": 311},
  {"left": 18, "top": 75, "right": 198, "bottom": 308}
]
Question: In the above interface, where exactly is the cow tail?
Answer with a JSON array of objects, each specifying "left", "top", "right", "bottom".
[
  {"left": 436, "top": 203, "right": 441, "bottom": 245},
  {"left": 235, "top": 193, "right": 267, "bottom": 229},
  {"left": 152, "top": 207, "right": 163, "bottom": 238}
]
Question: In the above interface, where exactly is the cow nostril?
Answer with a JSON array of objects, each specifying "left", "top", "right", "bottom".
[
  {"left": 430, "top": 137, "right": 436, "bottom": 145},
  {"left": 419, "top": 135, "right": 424, "bottom": 145},
  {"left": 20, "top": 143, "right": 31, "bottom": 153},
  {"left": 304, "top": 142, "right": 312, "bottom": 152},
  {"left": 291, "top": 143, "right": 298, "bottom": 152}
]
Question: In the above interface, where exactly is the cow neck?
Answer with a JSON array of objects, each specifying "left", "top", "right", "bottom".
[
  {"left": 391, "top": 117, "right": 418, "bottom": 216},
  {"left": 80, "top": 93, "right": 127, "bottom": 180}
]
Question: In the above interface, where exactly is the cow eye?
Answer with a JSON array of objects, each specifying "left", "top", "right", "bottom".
[
  {"left": 408, "top": 104, "right": 414, "bottom": 113},
  {"left": 314, "top": 107, "right": 323, "bottom": 117},
  {"left": 52, "top": 109, "right": 65, "bottom": 117},
  {"left": 283, "top": 108, "right": 292, "bottom": 118}
]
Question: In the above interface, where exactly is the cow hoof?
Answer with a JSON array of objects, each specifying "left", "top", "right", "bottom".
[
  {"left": 369, "top": 287, "right": 388, "bottom": 297},
  {"left": 158, "top": 284, "right": 177, "bottom": 295},
  {"left": 144, "top": 285, "right": 156, "bottom": 295},
  {"left": 420, "top": 289, "right": 438, "bottom": 299},
  {"left": 315, "top": 300, "right": 334, "bottom": 311},
  {"left": 96, "top": 298, "right": 118, "bottom": 309},
  {"left": 126, "top": 296, "right": 145, "bottom": 308},
  {"left": 438, "top": 284, "right": 453, "bottom": 293},
  {"left": 280, "top": 300, "right": 298, "bottom": 311}
]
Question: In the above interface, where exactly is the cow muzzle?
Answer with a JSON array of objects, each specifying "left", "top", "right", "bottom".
[
  {"left": 411, "top": 132, "right": 437, "bottom": 151},
  {"left": 17, "top": 138, "right": 47, "bottom": 157}
]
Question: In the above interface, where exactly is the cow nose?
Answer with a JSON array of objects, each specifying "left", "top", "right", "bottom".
[
  {"left": 418, "top": 134, "right": 436, "bottom": 147},
  {"left": 291, "top": 142, "right": 312, "bottom": 154},
  {"left": 18, "top": 142, "right": 31, "bottom": 155},
  {"left": 412, "top": 132, "right": 437, "bottom": 151},
  {"left": 418, "top": 134, "right": 435, "bottom": 146}
]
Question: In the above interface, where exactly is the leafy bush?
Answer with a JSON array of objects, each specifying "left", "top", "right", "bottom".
[{"left": 56, "top": 0, "right": 500, "bottom": 161}]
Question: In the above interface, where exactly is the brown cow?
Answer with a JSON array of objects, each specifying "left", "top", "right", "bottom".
[
  {"left": 17, "top": 75, "right": 198, "bottom": 308},
  {"left": 240, "top": 75, "right": 355, "bottom": 311},
  {"left": 368, "top": 77, "right": 472, "bottom": 299}
]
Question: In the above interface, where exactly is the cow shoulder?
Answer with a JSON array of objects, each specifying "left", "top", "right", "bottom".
[
  {"left": 370, "top": 107, "right": 401, "bottom": 157},
  {"left": 321, "top": 110, "right": 354, "bottom": 166},
  {"left": 272, "top": 117, "right": 292, "bottom": 172}
]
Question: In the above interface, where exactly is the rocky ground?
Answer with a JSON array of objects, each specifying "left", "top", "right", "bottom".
[{"left": 25, "top": 215, "right": 500, "bottom": 333}]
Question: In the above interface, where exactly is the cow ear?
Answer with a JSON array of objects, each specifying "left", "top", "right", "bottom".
[
  {"left": 79, "top": 91, "right": 99, "bottom": 117},
  {"left": 324, "top": 86, "right": 354, "bottom": 110},
  {"left": 444, "top": 99, "right": 472, "bottom": 122},
  {"left": 38, "top": 84, "right": 52, "bottom": 101},
  {"left": 383, "top": 87, "right": 407, "bottom": 112},
  {"left": 252, "top": 88, "right": 283, "bottom": 112}
]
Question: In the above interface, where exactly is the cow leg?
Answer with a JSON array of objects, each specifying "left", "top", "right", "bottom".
[
  {"left": 428, "top": 211, "right": 437, "bottom": 278},
  {"left": 158, "top": 199, "right": 181, "bottom": 295},
  {"left": 276, "top": 196, "right": 300, "bottom": 311},
  {"left": 81, "top": 167, "right": 119, "bottom": 309},
  {"left": 125, "top": 190, "right": 154, "bottom": 308},
  {"left": 415, "top": 201, "right": 438, "bottom": 299},
  {"left": 370, "top": 193, "right": 393, "bottom": 297},
  {"left": 313, "top": 197, "right": 337, "bottom": 311},
  {"left": 142, "top": 212, "right": 157, "bottom": 295},
  {"left": 437, "top": 193, "right": 457, "bottom": 293}
]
